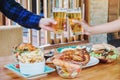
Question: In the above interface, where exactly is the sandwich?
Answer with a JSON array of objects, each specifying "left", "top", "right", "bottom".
[{"left": 90, "top": 43, "right": 118, "bottom": 63}]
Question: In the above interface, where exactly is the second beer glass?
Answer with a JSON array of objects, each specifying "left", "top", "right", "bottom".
[{"left": 68, "top": 8, "right": 82, "bottom": 34}]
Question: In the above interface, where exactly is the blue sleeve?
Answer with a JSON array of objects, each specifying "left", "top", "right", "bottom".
[{"left": 0, "top": 0, "right": 42, "bottom": 30}]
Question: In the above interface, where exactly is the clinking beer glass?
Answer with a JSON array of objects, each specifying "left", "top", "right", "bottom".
[
  {"left": 52, "top": 8, "right": 67, "bottom": 34},
  {"left": 68, "top": 8, "right": 83, "bottom": 34}
]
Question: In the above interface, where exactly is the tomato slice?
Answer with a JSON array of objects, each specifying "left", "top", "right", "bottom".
[
  {"left": 15, "top": 64, "right": 20, "bottom": 69},
  {"left": 77, "top": 68, "right": 81, "bottom": 72}
]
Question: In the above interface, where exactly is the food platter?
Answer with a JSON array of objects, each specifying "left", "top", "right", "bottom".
[
  {"left": 47, "top": 56, "right": 99, "bottom": 68},
  {"left": 55, "top": 46, "right": 99, "bottom": 68},
  {"left": 5, "top": 43, "right": 56, "bottom": 79}
]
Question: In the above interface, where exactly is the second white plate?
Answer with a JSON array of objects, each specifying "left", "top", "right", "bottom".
[{"left": 82, "top": 56, "right": 99, "bottom": 68}]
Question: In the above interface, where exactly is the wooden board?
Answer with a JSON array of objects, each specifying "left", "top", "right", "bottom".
[
  {"left": 0, "top": 13, "right": 4, "bottom": 25},
  {"left": 108, "top": 0, "right": 120, "bottom": 39}
]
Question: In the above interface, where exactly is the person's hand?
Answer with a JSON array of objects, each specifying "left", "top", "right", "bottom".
[
  {"left": 39, "top": 18, "right": 57, "bottom": 31},
  {"left": 73, "top": 20, "right": 92, "bottom": 35}
]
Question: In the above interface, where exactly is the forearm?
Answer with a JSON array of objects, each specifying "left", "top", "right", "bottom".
[
  {"left": 0, "top": 0, "right": 42, "bottom": 30},
  {"left": 90, "top": 19, "right": 120, "bottom": 35}
]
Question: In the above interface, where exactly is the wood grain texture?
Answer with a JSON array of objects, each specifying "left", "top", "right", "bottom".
[
  {"left": 108, "top": 0, "right": 120, "bottom": 39},
  {"left": 0, "top": 13, "right": 4, "bottom": 25},
  {"left": 0, "top": 50, "right": 120, "bottom": 80},
  {"left": 0, "top": 25, "right": 23, "bottom": 56}
]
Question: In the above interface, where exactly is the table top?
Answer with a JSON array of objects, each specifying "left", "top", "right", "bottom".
[{"left": 0, "top": 55, "right": 120, "bottom": 80}]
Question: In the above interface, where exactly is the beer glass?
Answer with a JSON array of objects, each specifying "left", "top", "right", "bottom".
[
  {"left": 67, "top": 8, "right": 82, "bottom": 34},
  {"left": 52, "top": 8, "right": 67, "bottom": 34}
]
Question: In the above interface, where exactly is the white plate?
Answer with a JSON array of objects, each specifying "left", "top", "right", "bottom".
[
  {"left": 56, "top": 46, "right": 99, "bottom": 68},
  {"left": 82, "top": 56, "right": 99, "bottom": 68}
]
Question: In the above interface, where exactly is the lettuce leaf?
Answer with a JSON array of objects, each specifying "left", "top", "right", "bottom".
[
  {"left": 90, "top": 52, "right": 101, "bottom": 57},
  {"left": 90, "top": 50, "right": 118, "bottom": 59}
]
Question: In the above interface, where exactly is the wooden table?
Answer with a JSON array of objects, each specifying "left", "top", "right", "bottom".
[{"left": 0, "top": 55, "right": 120, "bottom": 80}]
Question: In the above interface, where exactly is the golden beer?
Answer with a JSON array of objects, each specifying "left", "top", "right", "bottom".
[
  {"left": 52, "top": 8, "right": 67, "bottom": 34},
  {"left": 68, "top": 8, "right": 82, "bottom": 34}
]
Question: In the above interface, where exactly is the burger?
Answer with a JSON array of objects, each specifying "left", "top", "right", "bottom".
[{"left": 90, "top": 43, "right": 118, "bottom": 63}]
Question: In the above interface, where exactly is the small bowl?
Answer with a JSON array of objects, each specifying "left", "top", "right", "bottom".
[
  {"left": 56, "top": 64, "right": 82, "bottom": 79},
  {"left": 44, "top": 51, "right": 54, "bottom": 60},
  {"left": 19, "top": 60, "right": 45, "bottom": 75}
]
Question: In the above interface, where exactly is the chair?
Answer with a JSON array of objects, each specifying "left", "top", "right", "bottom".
[{"left": 0, "top": 25, "right": 23, "bottom": 56}]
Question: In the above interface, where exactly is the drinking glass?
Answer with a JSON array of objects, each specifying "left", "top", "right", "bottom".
[
  {"left": 67, "top": 8, "right": 83, "bottom": 35},
  {"left": 52, "top": 8, "right": 67, "bottom": 34}
]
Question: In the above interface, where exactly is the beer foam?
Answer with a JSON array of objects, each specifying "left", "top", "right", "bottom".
[
  {"left": 67, "top": 8, "right": 81, "bottom": 13},
  {"left": 53, "top": 8, "right": 67, "bottom": 12}
]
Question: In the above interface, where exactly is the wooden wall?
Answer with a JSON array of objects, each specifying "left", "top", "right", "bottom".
[
  {"left": 0, "top": 13, "right": 4, "bottom": 25},
  {"left": 108, "top": 0, "right": 120, "bottom": 39},
  {"left": 84, "top": 0, "right": 90, "bottom": 23},
  {"left": 119, "top": 0, "right": 120, "bottom": 16},
  {"left": 108, "top": 0, "right": 119, "bottom": 22}
]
